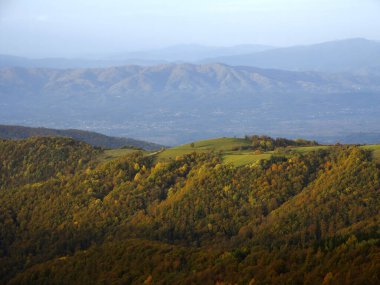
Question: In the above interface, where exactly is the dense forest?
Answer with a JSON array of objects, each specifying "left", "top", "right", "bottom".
[{"left": 0, "top": 137, "right": 379, "bottom": 284}]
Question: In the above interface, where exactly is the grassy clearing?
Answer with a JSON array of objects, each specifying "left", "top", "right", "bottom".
[
  {"left": 157, "top": 148, "right": 208, "bottom": 161},
  {"left": 223, "top": 153, "right": 272, "bottom": 167},
  {"left": 96, "top": 138, "right": 380, "bottom": 167},
  {"left": 186, "top": 137, "right": 251, "bottom": 151},
  {"left": 361, "top": 145, "right": 380, "bottom": 163},
  {"left": 291, "top": 146, "right": 330, "bottom": 153},
  {"left": 158, "top": 139, "right": 334, "bottom": 167},
  {"left": 97, "top": 148, "right": 141, "bottom": 162},
  {"left": 157, "top": 137, "right": 277, "bottom": 167},
  {"left": 157, "top": 137, "right": 251, "bottom": 162},
  {"left": 374, "top": 150, "right": 380, "bottom": 163}
]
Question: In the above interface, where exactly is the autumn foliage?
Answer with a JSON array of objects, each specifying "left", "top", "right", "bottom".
[{"left": 0, "top": 137, "right": 379, "bottom": 284}]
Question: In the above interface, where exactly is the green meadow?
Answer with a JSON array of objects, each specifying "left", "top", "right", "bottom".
[
  {"left": 98, "top": 148, "right": 142, "bottom": 162},
  {"left": 361, "top": 144, "right": 380, "bottom": 163},
  {"left": 98, "top": 137, "right": 380, "bottom": 167}
]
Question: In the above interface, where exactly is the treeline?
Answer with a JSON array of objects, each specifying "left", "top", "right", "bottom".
[
  {"left": 242, "top": 135, "right": 318, "bottom": 151},
  {"left": 0, "top": 137, "right": 99, "bottom": 188},
  {"left": 0, "top": 137, "right": 379, "bottom": 284}
]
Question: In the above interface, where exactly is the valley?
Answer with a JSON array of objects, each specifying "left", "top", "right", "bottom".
[
  {"left": 0, "top": 135, "right": 379, "bottom": 284},
  {"left": 1, "top": 63, "right": 380, "bottom": 145}
]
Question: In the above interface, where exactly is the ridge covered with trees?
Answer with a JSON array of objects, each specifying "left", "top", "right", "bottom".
[
  {"left": 0, "top": 137, "right": 379, "bottom": 284},
  {"left": 0, "top": 124, "right": 164, "bottom": 150}
]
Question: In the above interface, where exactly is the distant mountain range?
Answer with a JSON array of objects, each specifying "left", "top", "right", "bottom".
[
  {"left": 1, "top": 38, "right": 380, "bottom": 73},
  {"left": 202, "top": 38, "right": 380, "bottom": 73},
  {"left": 0, "top": 55, "right": 166, "bottom": 69},
  {"left": 1, "top": 63, "right": 379, "bottom": 97},
  {"left": 109, "top": 44, "right": 274, "bottom": 62},
  {"left": 0, "top": 62, "right": 379, "bottom": 144},
  {"left": 0, "top": 125, "right": 164, "bottom": 150},
  {"left": 0, "top": 44, "right": 273, "bottom": 69}
]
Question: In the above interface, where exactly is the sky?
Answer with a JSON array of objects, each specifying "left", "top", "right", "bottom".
[{"left": 0, "top": 0, "right": 380, "bottom": 57}]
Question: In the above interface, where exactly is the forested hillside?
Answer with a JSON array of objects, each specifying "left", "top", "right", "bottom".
[
  {"left": 0, "top": 124, "right": 164, "bottom": 150},
  {"left": 0, "top": 137, "right": 379, "bottom": 284}
]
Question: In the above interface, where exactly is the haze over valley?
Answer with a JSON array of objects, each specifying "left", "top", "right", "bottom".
[{"left": 1, "top": 39, "right": 380, "bottom": 144}]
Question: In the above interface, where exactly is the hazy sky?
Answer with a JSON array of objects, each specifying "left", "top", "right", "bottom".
[{"left": 1, "top": 0, "right": 380, "bottom": 57}]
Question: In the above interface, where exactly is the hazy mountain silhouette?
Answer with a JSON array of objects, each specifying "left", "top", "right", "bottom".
[
  {"left": 202, "top": 38, "right": 380, "bottom": 72},
  {"left": 1, "top": 63, "right": 378, "bottom": 97},
  {"left": 0, "top": 124, "right": 164, "bottom": 150},
  {"left": 0, "top": 44, "right": 273, "bottom": 69}
]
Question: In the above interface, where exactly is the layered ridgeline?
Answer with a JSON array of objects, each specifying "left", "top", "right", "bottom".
[
  {"left": 0, "top": 43, "right": 273, "bottom": 69},
  {"left": 1, "top": 63, "right": 380, "bottom": 144},
  {"left": 202, "top": 38, "right": 380, "bottom": 73},
  {"left": 2, "top": 63, "right": 380, "bottom": 96},
  {"left": 1, "top": 38, "right": 379, "bottom": 72},
  {"left": 0, "top": 124, "right": 163, "bottom": 150},
  {"left": 0, "top": 136, "right": 379, "bottom": 284}
]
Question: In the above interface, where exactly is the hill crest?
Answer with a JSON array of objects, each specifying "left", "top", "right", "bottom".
[{"left": 0, "top": 124, "right": 164, "bottom": 150}]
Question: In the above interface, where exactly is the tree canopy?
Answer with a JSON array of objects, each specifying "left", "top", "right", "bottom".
[{"left": 0, "top": 137, "right": 379, "bottom": 284}]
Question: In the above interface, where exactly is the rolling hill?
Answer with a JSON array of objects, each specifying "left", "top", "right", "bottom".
[
  {"left": 0, "top": 136, "right": 379, "bottom": 284},
  {"left": 0, "top": 124, "right": 163, "bottom": 150},
  {"left": 156, "top": 136, "right": 379, "bottom": 166}
]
